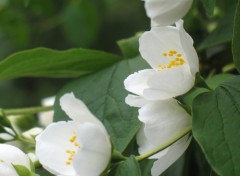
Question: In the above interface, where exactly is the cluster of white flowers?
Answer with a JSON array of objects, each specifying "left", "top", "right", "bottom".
[
  {"left": 124, "top": 0, "right": 198, "bottom": 175},
  {"left": 0, "top": 1, "right": 199, "bottom": 176}
]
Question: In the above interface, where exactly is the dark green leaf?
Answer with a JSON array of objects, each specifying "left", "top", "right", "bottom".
[
  {"left": 62, "top": 0, "right": 99, "bottom": 47},
  {"left": 232, "top": 0, "right": 240, "bottom": 72},
  {"left": 192, "top": 76, "right": 240, "bottom": 175},
  {"left": 206, "top": 73, "right": 233, "bottom": 89},
  {"left": 200, "top": 0, "right": 216, "bottom": 16},
  {"left": 0, "top": 47, "right": 120, "bottom": 80},
  {"left": 198, "top": 2, "right": 237, "bottom": 50},
  {"left": 117, "top": 34, "right": 140, "bottom": 59},
  {"left": 54, "top": 56, "right": 149, "bottom": 152},
  {"left": 115, "top": 156, "right": 141, "bottom": 176},
  {"left": 140, "top": 159, "right": 154, "bottom": 176}
]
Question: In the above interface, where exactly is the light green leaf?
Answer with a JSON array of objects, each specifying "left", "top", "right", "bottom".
[
  {"left": 13, "top": 164, "right": 31, "bottom": 176},
  {"left": 232, "top": 0, "right": 240, "bottom": 72},
  {"left": 54, "top": 56, "right": 149, "bottom": 152},
  {"left": 201, "top": 0, "right": 216, "bottom": 16},
  {"left": 0, "top": 47, "right": 120, "bottom": 80},
  {"left": 192, "top": 76, "right": 240, "bottom": 175},
  {"left": 115, "top": 156, "right": 141, "bottom": 176}
]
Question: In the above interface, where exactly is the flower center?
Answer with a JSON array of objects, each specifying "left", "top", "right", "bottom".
[
  {"left": 65, "top": 132, "right": 80, "bottom": 165},
  {"left": 158, "top": 50, "right": 185, "bottom": 70}
]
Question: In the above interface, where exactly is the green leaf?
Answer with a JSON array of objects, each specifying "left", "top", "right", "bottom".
[
  {"left": 198, "top": 2, "right": 237, "bottom": 50},
  {"left": 206, "top": 73, "right": 233, "bottom": 89},
  {"left": 232, "top": 0, "right": 240, "bottom": 72},
  {"left": 192, "top": 76, "right": 240, "bottom": 175},
  {"left": 54, "top": 56, "right": 149, "bottom": 152},
  {"left": 62, "top": 0, "right": 99, "bottom": 47},
  {"left": 201, "top": 0, "right": 216, "bottom": 16},
  {"left": 0, "top": 47, "right": 120, "bottom": 80},
  {"left": 13, "top": 164, "right": 31, "bottom": 176},
  {"left": 115, "top": 156, "right": 141, "bottom": 176},
  {"left": 117, "top": 34, "right": 140, "bottom": 59}
]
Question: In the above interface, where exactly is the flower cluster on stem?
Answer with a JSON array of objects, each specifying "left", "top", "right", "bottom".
[{"left": 124, "top": 0, "right": 198, "bottom": 175}]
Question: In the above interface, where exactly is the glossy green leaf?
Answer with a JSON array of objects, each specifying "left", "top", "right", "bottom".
[
  {"left": 232, "top": 0, "right": 240, "bottom": 72},
  {"left": 0, "top": 47, "right": 120, "bottom": 80},
  {"left": 193, "top": 76, "right": 240, "bottom": 175},
  {"left": 115, "top": 156, "right": 141, "bottom": 176},
  {"left": 201, "top": 0, "right": 216, "bottom": 16},
  {"left": 54, "top": 56, "right": 149, "bottom": 152}
]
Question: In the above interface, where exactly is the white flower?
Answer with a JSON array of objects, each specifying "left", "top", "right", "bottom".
[
  {"left": 136, "top": 99, "right": 192, "bottom": 175},
  {"left": 0, "top": 144, "right": 31, "bottom": 176},
  {"left": 124, "top": 20, "right": 198, "bottom": 103},
  {"left": 144, "top": 0, "right": 193, "bottom": 26},
  {"left": 36, "top": 93, "right": 112, "bottom": 176},
  {"left": 38, "top": 96, "right": 55, "bottom": 127}
]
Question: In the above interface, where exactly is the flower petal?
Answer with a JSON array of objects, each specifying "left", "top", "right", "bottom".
[
  {"left": 36, "top": 121, "right": 79, "bottom": 176},
  {"left": 177, "top": 20, "right": 199, "bottom": 75},
  {"left": 73, "top": 123, "right": 111, "bottom": 176},
  {"left": 142, "top": 66, "right": 194, "bottom": 100},
  {"left": 60, "top": 93, "right": 102, "bottom": 126},
  {"left": 0, "top": 144, "right": 30, "bottom": 176},
  {"left": 144, "top": 0, "right": 193, "bottom": 26},
  {"left": 38, "top": 96, "right": 55, "bottom": 127},
  {"left": 151, "top": 135, "right": 192, "bottom": 176},
  {"left": 139, "top": 26, "right": 182, "bottom": 70},
  {"left": 138, "top": 99, "right": 191, "bottom": 147},
  {"left": 125, "top": 94, "right": 150, "bottom": 108},
  {"left": 124, "top": 69, "right": 155, "bottom": 96}
]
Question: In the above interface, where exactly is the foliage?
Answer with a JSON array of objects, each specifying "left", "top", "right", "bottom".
[{"left": 0, "top": 0, "right": 240, "bottom": 175}]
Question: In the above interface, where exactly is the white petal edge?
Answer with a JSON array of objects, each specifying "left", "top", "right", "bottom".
[
  {"left": 177, "top": 20, "right": 199, "bottom": 75},
  {"left": 138, "top": 99, "right": 191, "bottom": 147},
  {"left": 73, "top": 123, "right": 111, "bottom": 176},
  {"left": 125, "top": 94, "right": 150, "bottom": 108},
  {"left": 144, "top": 0, "right": 193, "bottom": 26},
  {"left": 0, "top": 144, "right": 31, "bottom": 176},
  {"left": 151, "top": 135, "right": 192, "bottom": 176},
  {"left": 143, "top": 66, "right": 195, "bottom": 100},
  {"left": 60, "top": 93, "right": 102, "bottom": 126},
  {"left": 36, "top": 121, "right": 79, "bottom": 176},
  {"left": 124, "top": 69, "right": 155, "bottom": 96}
]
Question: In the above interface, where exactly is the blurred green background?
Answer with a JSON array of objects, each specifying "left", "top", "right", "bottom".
[{"left": 0, "top": 0, "right": 236, "bottom": 108}]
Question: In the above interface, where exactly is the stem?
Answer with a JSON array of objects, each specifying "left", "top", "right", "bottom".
[
  {"left": 136, "top": 126, "right": 192, "bottom": 161},
  {"left": 4, "top": 106, "right": 53, "bottom": 116}
]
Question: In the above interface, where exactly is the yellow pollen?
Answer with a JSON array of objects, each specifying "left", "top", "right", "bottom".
[
  {"left": 158, "top": 50, "right": 185, "bottom": 70},
  {"left": 69, "top": 135, "right": 77, "bottom": 143},
  {"left": 66, "top": 161, "right": 71, "bottom": 165}
]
